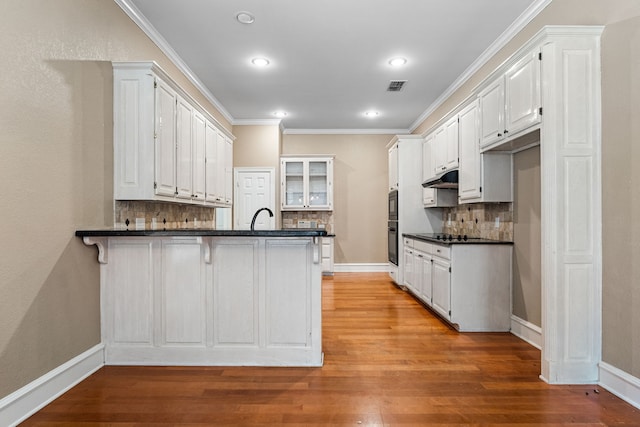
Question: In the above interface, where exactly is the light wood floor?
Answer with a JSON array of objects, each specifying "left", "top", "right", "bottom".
[{"left": 23, "top": 273, "right": 640, "bottom": 426}]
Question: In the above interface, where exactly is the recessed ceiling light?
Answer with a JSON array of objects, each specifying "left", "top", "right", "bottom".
[
  {"left": 364, "top": 111, "right": 379, "bottom": 118},
  {"left": 273, "top": 111, "right": 287, "bottom": 118},
  {"left": 251, "top": 57, "right": 270, "bottom": 67},
  {"left": 388, "top": 57, "right": 407, "bottom": 67},
  {"left": 236, "top": 11, "right": 255, "bottom": 24}
]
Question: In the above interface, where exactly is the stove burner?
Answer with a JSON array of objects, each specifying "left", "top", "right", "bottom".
[{"left": 436, "top": 234, "right": 469, "bottom": 242}]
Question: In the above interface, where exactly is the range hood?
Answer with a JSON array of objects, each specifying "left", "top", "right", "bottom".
[{"left": 422, "top": 169, "right": 459, "bottom": 189}]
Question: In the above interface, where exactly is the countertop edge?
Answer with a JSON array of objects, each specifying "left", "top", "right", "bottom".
[{"left": 76, "top": 229, "right": 329, "bottom": 238}]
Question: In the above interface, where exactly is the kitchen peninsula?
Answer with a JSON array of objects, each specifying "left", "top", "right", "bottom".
[{"left": 76, "top": 228, "right": 327, "bottom": 367}]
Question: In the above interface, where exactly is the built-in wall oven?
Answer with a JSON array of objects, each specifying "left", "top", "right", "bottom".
[
  {"left": 388, "top": 220, "right": 398, "bottom": 265},
  {"left": 388, "top": 190, "right": 399, "bottom": 265}
]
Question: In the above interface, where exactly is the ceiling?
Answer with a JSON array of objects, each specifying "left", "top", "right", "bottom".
[{"left": 121, "top": 0, "right": 545, "bottom": 133}]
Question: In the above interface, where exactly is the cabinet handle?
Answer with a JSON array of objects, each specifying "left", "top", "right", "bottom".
[
  {"left": 504, "top": 129, "right": 509, "bottom": 134},
  {"left": 497, "top": 133, "right": 502, "bottom": 137}
]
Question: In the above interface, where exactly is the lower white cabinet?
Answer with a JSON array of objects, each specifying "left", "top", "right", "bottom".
[
  {"left": 321, "top": 237, "right": 334, "bottom": 275},
  {"left": 96, "top": 235, "right": 323, "bottom": 366},
  {"left": 402, "top": 237, "right": 512, "bottom": 332}
]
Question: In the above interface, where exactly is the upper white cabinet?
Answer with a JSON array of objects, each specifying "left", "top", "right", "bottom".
[
  {"left": 431, "top": 116, "right": 459, "bottom": 176},
  {"left": 422, "top": 129, "right": 457, "bottom": 208},
  {"left": 388, "top": 143, "right": 399, "bottom": 191},
  {"left": 113, "top": 62, "right": 234, "bottom": 207},
  {"left": 479, "top": 50, "right": 541, "bottom": 150},
  {"left": 458, "top": 100, "right": 512, "bottom": 204},
  {"left": 281, "top": 156, "right": 334, "bottom": 211}
]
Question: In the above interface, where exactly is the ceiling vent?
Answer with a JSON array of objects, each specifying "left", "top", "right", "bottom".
[{"left": 387, "top": 80, "right": 407, "bottom": 92}]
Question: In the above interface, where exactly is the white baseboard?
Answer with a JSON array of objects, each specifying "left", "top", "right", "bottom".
[
  {"left": 0, "top": 343, "right": 105, "bottom": 427},
  {"left": 334, "top": 263, "right": 389, "bottom": 273},
  {"left": 599, "top": 361, "right": 640, "bottom": 410},
  {"left": 510, "top": 315, "right": 542, "bottom": 349}
]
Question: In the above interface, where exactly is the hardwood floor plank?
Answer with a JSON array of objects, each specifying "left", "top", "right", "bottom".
[{"left": 21, "top": 273, "right": 640, "bottom": 426}]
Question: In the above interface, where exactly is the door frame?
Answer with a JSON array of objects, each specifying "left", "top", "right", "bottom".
[{"left": 233, "top": 167, "right": 276, "bottom": 230}]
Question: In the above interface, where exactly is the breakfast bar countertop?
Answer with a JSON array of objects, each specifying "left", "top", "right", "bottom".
[{"left": 75, "top": 228, "right": 328, "bottom": 238}]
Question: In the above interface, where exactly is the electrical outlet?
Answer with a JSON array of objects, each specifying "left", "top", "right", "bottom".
[{"left": 495, "top": 217, "right": 500, "bottom": 228}]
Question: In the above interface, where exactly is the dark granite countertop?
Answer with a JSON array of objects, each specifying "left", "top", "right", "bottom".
[
  {"left": 76, "top": 228, "right": 328, "bottom": 238},
  {"left": 403, "top": 233, "right": 513, "bottom": 245}
]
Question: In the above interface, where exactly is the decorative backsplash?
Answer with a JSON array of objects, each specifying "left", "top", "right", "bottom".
[
  {"left": 442, "top": 203, "right": 513, "bottom": 241},
  {"left": 115, "top": 200, "right": 216, "bottom": 230},
  {"left": 282, "top": 211, "right": 334, "bottom": 234}
]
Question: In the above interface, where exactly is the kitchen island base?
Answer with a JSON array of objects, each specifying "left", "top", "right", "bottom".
[{"left": 81, "top": 234, "right": 323, "bottom": 367}]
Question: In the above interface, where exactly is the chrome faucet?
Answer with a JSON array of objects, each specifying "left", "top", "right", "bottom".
[{"left": 250, "top": 207, "right": 274, "bottom": 231}]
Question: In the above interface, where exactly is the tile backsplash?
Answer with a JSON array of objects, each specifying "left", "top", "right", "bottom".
[
  {"left": 115, "top": 200, "right": 216, "bottom": 230},
  {"left": 282, "top": 211, "right": 334, "bottom": 234},
  {"left": 442, "top": 203, "right": 513, "bottom": 241}
]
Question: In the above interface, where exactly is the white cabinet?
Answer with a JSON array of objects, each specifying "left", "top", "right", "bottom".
[
  {"left": 479, "top": 50, "right": 541, "bottom": 150},
  {"left": 192, "top": 112, "right": 207, "bottom": 201},
  {"left": 154, "top": 78, "right": 178, "bottom": 197},
  {"left": 92, "top": 235, "right": 323, "bottom": 366},
  {"left": 402, "top": 237, "right": 512, "bottom": 332},
  {"left": 422, "top": 133, "right": 457, "bottom": 208},
  {"left": 432, "top": 115, "right": 459, "bottom": 175},
  {"left": 321, "top": 237, "right": 334, "bottom": 275},
  {"left": 281, "top": 156, "right": 333, "bottom": 211},
  {"left": 388, "top": 143, "right": 399, "bottom": 191},
  {"left": 431, "top": 254, "right": 451, "bottom": 321},
  {"left": 113, "top": 62, "right": 234, "bottom": 207},
  {"left": 176, "top": 95, "right": 193, "bottom": 200},
  {"left": 458, "top": 100, "right": 513, "bottom": 204}
]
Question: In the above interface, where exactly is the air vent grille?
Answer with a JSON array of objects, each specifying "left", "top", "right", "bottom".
[{"left": 387, "top": 80, "right": 407, "bottom": 92}]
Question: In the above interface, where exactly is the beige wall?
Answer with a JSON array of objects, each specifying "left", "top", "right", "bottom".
[
  {"left": 412, "top": 0, "right": 640, "bottom": 377},
  {"left": 232, "top": 124, "right": 282, "bottom": 227},
  {"left": 0, "top": 0, "right": 230, "bottom": 398},
  {"left": 282, "top": 134, "right": 390, "bottom": 264},
  {"left": 512, "top": 146, "right": 541, "bottom": 326}
]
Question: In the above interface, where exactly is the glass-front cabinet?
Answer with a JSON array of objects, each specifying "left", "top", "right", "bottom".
[{"left": 281, "top": 156, "right": 334, "bottom": 211}]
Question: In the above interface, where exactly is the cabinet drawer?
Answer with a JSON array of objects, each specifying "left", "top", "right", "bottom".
[
  {"left": 403, "top": 238, "right": 414, "bottom": 248},
  {"left": 413, "top": 240, "right": 431, "bottom": 254},
  {"left": 431, "top": 244, "right": 450, "bottom": 260}
]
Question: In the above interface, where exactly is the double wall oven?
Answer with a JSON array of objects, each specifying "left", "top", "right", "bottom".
[{"left": 388, "top": 190, "right": 398, "bottom": 265}]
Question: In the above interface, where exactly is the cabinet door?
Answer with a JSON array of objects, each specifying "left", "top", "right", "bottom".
[
  {"left": 403, "top": 247, "right": 414, "bottom": 290},
  {"left": 216, "top": 130, "right": 226, "bottom": 204},
  {"left": 433, "top": 125, "right": 446, "bottom": 175},
  {"left": 458, "top": 100, "right": 481, "bottom": 202},
  {"left": 505, "top": 50, "right": 541, "bottom": 136},
  {"left": 175, "top": 95, "right": 193, "bottom": 199},
  {"left": 154, "top": 79, "right": 177, "bottom": 197},
  {"left": 444, "top": 115, "right": 459, "bottom": 170},
  {"left": 388, "top": 144, "right": 398, "bottom": 191},
  {"left": 432, "top": 258, "right": 451, "bottom": 320},
  {"left": 282, "top": 159, "right": 306, "bottom": 209},
  {"left": 308, "top": 159, "right": 331, "bottom": 209},
  {"left": 479, "top": 77, "right": 505, "bottom": 148},
  {"left": 192, "top": 112, "right": 206, "bottom": 201},
  {"left": 422, "top": 133, "right": 435, "bottom": 181},
  {"left": 204, "top": 121, "right": 221, "bottom": 203},
  {"left": 421, "top": 255, "right": 432, "bottom": 305},
  {"left": 413, "top": 251, "right": 425, "bottom": 297},
  {"left": 224, "top": 136, "right": 233, "bottom": 205}
]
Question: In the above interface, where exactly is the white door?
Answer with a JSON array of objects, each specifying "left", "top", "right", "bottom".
[{"left": 234, "top": 168, "right": 275, "bottom": 230}]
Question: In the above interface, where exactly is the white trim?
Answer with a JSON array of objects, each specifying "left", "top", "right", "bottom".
[
  {"left": 599, "top": 362, "right": 640, "bottom": 410},
  {"left": 113, "top": 0, "right": 234, "bottom": 125},
  {"left": 0, "top": 344, "right": 105, "bottom": 427},
  {"left": 409, "top": 0, "right": 552, "bottom": 132},
  {"left": 510, "top": 315, "right": 542, "bottom": 349},
  {"left": 283, "top": 128, "right": 408, "bottom": 135},
  {"left": 334, "top": 263, "right": 389, "bottom": 273}
]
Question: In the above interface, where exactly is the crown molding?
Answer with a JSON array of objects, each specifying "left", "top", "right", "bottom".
[
  {"left": 113, "top": 0, "right": 235, "bottom": 125},
  {"left": 232, "top": 119, "right": 283, "bottom": 127},
  {"left": 409, "top": 0, "right": 552, "bottom": 132},
  {"left": 282, "top": 128, "right": 408, "bottom": 135}
]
